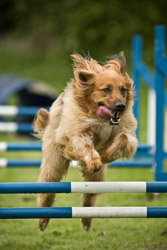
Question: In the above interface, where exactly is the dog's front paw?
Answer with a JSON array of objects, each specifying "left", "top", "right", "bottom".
[
  {"left": 121, "top": 133, "right": 137, "bottom": 158},
  {"left": 86, "top": 157, "right": 102, "bottom": 173},
  {"left": 101, "top": 133, "right": 137, "bottom": 163},
  {"left": 118, "top": 133, "right": 129, "bottom": 147}
]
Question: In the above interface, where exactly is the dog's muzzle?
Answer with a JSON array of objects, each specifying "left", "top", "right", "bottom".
[{"left": 97, "top": 102, "right": 125, "bottom": 126}]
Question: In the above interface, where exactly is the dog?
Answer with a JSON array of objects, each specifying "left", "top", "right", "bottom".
[{"left": 34, "top": 52, "right": 137, "bottom": 231}]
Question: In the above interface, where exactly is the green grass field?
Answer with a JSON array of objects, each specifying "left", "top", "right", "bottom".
[{"left": 0, "top": 46, "right": 167, "bottom": 250}]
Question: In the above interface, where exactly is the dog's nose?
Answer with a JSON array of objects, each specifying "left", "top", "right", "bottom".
[{"left": 115, "top": 102, "right": 126, "bottom": 111}]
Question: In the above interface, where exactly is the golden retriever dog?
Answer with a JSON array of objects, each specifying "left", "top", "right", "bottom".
[{"left": 34, "top": 52, "right": 137, "bottom": 231}]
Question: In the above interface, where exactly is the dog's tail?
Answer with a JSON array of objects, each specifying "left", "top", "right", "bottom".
[{"left": 34, "top": 108, "right": 49, "bottom": 139}]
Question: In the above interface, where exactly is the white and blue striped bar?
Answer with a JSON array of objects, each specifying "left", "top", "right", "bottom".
[
  {"left": 0, "top": 207, "right": 167, "bottom": 218},
  {"left": 109, "top": 160, "right": 153, "bottom": 168},
  {"left": 0, "top": 142, "right": 41, "bottom": 151},
  {"left": 0, "top": 159, "right": 153, "bottom": 168},
  {"left": 0, "top": 122, "right": 33, "bottom": 132},
  {"left": 0, "top": 106, "right": 47, "bottom": 116},
  {"left": 0, "top": 142, "right": 152, "bottom": 153},
  {"left": 1, "top": 182, "right": 167, "bottom": 193},
  {"left": 137, "top": 144, "right": 152, "bottom": 152},
  {"left": 0, "top": 159, "right": 41, "bottom": 167}
]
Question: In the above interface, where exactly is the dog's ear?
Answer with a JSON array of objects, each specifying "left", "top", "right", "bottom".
[
  {"left": 73, "top": 69, "right": 95, "bottom": 100},
  {"left": 105, "top": 51, "right": 126, "bottom": 75},
  {"left": 71, "top": 53, "right": 89, "bottom": 70},
  {"left": 71, "top": 53, "right": 102, "bottom": 76},
  {"left": 74, "top": 70, "right": 95, "bottom": 85}
]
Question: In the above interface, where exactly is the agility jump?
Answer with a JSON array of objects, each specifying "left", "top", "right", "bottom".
[{"left": 1, "top": 181, "right": 167, "bottom": 219}]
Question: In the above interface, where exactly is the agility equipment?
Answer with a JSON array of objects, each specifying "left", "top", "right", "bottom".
[{"left": 0, "top": 181, "right": 167, "bottom": 219}]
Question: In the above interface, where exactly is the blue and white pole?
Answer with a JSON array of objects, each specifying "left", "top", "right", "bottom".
[
  {"left": 0, "top": 159, "right": 41, "bottom": 167},
  {"left": 0, "top": 159, "right": 153, "bottom": 168},
  {"left": 1, "top": 182, "right": 167, "bottom": 193},
  {"left": 0, "top": 207, "right": 167, "bottom": 219},
  {"left": 0, "top": 122, "right": 33, "bottom": 132},
  {"left": 0, "top": 142, "right": 153, "bottom": 155},
  {"left": 0, "top": 106, "right": 46, "bottom": 116},
  {"left": 0, "top": 142, "right": 42, "bottom": 151}
]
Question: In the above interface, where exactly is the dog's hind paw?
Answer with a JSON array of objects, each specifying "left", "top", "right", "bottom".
[
  {"left": 38, "top": 218, "right": 50, "bottom": 231},
  {"left": 82, "top": 218, "right": 91, "bottom": 231}
]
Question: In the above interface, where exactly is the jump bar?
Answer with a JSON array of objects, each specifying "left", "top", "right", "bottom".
[
  {"left": 0, "top": 207, "right": 167, "bottom": 219},
  {"left": 0, "top": 106, "right": 45, "bottom": 116},
  {"left": 1, "top": 182, "right": 167, "bottom": 194},
  {"left": 0, "top": 142, "right": 152, "bottom": 152},
  {"left": 0, "top": 159, "right": 153, "bottom": 168},
  {"left": 0, "top": 142, "right": 42, "bottom": 151},
  {"left": 0, "top": 122, "right": 33, "bottom": 132}
]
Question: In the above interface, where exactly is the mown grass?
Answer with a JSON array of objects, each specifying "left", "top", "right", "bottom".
[
  {"left": 1, "top": 168, "right": 167, "bottom": 250},
  {"left": 0, "top": 46, "right": 166, "bottom": 250}
]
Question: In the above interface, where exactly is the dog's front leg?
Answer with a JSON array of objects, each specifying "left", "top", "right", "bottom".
[
  {"left": 102, "top": 132, "right": 137, "bottom": 163},
  {"left": 64, "top": 135, "right": 102, "bottom": 173}
]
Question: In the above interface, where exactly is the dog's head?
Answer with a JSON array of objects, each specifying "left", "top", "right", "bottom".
[{"left": 72, "top": 52, "right": 134, "bottom": 126}]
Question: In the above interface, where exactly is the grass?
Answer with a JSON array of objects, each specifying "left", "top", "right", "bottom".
[
  {"left": 1, "top": 168, "right": 167, "bottom": 250},
  {"left": 0, "top": 44, "right": 166, "bottom": 250},
  {"left": 0, "top": 45, "right": 72, "bottom": 93}
]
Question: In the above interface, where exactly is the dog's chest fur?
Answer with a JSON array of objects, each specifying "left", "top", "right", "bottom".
[{"left": 88, "top": 119, "right": 115, "bottom": 151}]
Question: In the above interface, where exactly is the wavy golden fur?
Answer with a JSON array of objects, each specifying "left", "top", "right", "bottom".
[{"left": 34, "top": 52, "right": 137, "bottom": 231}]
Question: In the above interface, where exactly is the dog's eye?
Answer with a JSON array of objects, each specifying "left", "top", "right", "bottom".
[
  {"left": 102, "top": 88, "right": 111, "bottom": 93},
  {"left": 121, "top": 87, "right": 127, "bottom": 94}
]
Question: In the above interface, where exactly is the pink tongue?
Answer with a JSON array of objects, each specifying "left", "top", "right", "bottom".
[{"left": 96, "top": 106, "right": 113, "bottom": 119}]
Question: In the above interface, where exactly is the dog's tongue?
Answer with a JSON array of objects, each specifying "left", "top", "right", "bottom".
[{"left": 96, "top": 106, "right": 113, "bottom": 119}]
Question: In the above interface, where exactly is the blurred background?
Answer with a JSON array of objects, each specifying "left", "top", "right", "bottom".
[
  {"left": 1, "top": 0, "right": 167, "bottom": 142},
  {"left": 0, "top": 0, "right": 166, "bottom": 92}
]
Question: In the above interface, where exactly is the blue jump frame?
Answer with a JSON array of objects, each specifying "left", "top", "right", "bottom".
[{"left": 132, "top": 25, "right": 167, "bottom": 181}]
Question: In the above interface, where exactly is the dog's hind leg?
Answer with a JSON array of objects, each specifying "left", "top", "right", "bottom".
[
  {"left": 81, "top": 164, "right": 107, "bottom": 231},
  {"left": 37, "top": 143, "right": 70, "bottom": 231}
]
